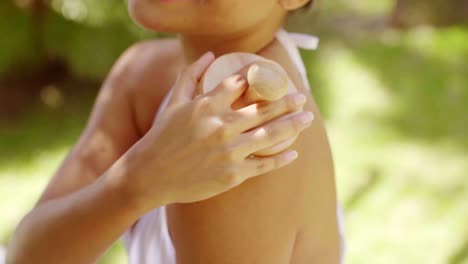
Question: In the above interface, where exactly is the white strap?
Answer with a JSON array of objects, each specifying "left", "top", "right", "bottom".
[
  {"left": 288, "top": 33, "right": 320, "bottom": 50},
  {"left": 276, "top": 29, "right": 318, "bottom": 91}
]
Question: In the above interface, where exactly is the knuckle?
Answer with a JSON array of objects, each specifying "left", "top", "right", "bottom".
[
  {"left": 285, "top": 114, "right": 302, "bottom": 132},
  {"left": 213, "top": 125, "right": 232, "bottom": 143},
  {"left": 264, "top": 125, "right": 278, "bottom": 139},
  {"left": 256, "top": 159, "right": 270, "bottom": 174},
  {"left": 293, "top": 116, "right": 305, "bottom": 131},
  {"left": 219, "top": 126, "right": 231, "bottom": 142},
  {"left": 222, "top": 111, "right": 239, "bottom": 124},
  {"left": 221, "top": 145, "right": 239, "bottom": 162},
  {"left": 257, "top": 102, "right": 271, "bottom": 116},
  {"left": 182, "top": 66, "right": 197, "bottom": 83},
  {"left": 197, "top": 97, "right": 216, "bottom": 114},
  {"left": 203, "top": 99, "right": 215, "bottom": 112},
  {"left": 181, "top": 67, "right": 191, "bottom": 78},
  {"left": 195, "top": 96, "right": 209, "bottom": 107},
  {"left": 274, "top": 155, "right": 283, "bottom": 168},
  {"left": 226, "top": 175, "right": 238, "bottom": 186},
  {"left": 286, "top": 94, "right": 299, "bottom": 109},
  {"left": 174, "top": 71, "right": 184, "bottom": 84},
  {"left": 223, "top": 167, "right": 241, "bottom": 185},
  {"left": 218, "top": 173, "right": 233, "bottom": 186}
]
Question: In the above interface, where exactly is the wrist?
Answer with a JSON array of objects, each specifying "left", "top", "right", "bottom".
[
  {"left": 105, "top": 149, "right": 168, "bottom": 216},
  {"left": 99, "top": 162, "right": 147, "bottom": 219}
]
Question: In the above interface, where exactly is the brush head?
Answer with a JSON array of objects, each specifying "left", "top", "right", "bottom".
[
  {"left": 198, "top": 53, "right": 288, "bottom": 102},
  {"left": 198, "top": 52, "right": 298, "bottom": 156}
]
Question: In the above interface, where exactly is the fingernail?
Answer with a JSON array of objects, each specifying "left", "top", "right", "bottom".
[
  {"left": 239, "top": 78, "right": 248, "bottom": 88},
  {"left": 198, "top": 51, "right": 215, "bottom": 64},
  {"left": 235, "top": 75, "right": 246, "bottom": 84},
  {"left": 284, "top": 150, "right": 299, "bottom": 161},
  {"left": 293, "top": 94, "right": 306, "bottom": 106},
  {"left": 298, "top": 112, "right": 314, "bottom": 125}
]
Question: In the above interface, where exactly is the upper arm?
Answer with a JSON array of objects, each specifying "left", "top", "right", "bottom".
[
  {"left": 167, "top": 167, "right": 300, "bottom": 264},
  {"left": 38, "top": 40, "right": 180, "bottom": 204},
  {"left": 167, "top": 86, "right": 341, "bottom": 264}
]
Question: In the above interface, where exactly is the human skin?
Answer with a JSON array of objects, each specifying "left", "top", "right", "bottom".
[
  {"left": 128, "top": 0, "right": 342, "bottom": 263},
  {"left": 6, "top": 50, "right": 312, "bottom": 263}
]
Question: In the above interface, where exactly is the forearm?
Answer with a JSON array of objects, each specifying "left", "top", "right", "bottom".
[{"left": 7, "top": 170, "right": 141, "bottom": 264}]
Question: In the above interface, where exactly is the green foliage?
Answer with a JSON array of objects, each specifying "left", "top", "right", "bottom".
[
  {"left": 1, "top": 1, "right": 467, "bottom": 263},
  {"left": 44, "top": 12, "right": 136, "bottom": 79},
  {"left": 348, "top": 27, "right": 468, "bottom": 146},
  {"left": 0, "top": 2, "right": 42, "bottom": 73},
  {"left": 392, "top": 0, "right": 468, "bottom": 26},
  {"left": 50, "top": 0, "right": 130, "bottom": 26},
  {"left": 0, "top": 0, "right": 158, "bottom": 79},
  {"left": 306, "top": 26, "right": 468, "bottom": 263}
]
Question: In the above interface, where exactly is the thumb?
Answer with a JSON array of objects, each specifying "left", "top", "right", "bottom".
[{"left": 168, "top": 52, "right": 215, "bottom": 106}]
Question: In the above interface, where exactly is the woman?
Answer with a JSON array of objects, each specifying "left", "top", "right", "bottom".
[
  {"left": 7, "top": 47, "right": 311, "bottom": 263},
  {"left": 125, "top": 0, "right": 344, "bottom": 263},
  {"left": 8, "top": 0, "right": 344, "bottom": 263}
]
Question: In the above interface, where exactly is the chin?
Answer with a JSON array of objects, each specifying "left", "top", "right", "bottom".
[
  {"left": 127, "top": 0, "right": 245, "bottom": 35},
  {"left": 128, "top": 0, "right": 166, "bottom": 32}
]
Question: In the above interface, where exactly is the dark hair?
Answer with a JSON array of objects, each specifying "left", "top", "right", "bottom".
[{"left": 300, "top": 1, "right": 313, "bottom": 11}]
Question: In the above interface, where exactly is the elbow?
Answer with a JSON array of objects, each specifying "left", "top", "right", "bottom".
[
  {"left": 6, "top": 251, "right": 22, "bottom": 264},
  {"left": 6, "top": 240, "right": 28, "bottom": 264},
  {"left": 5, "top": 212, "right": 38, "bottom": 264}
]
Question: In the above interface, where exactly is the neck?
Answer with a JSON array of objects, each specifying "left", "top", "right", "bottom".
[{"left": 180, "top": 16, "right": 285, "bottom": 63}]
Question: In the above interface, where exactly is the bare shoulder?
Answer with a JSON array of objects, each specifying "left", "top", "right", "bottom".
[
  {"left": 107, "top": 38, "right": 184, "bottom": 135},
  {"left": 107, "top": 38, "right": 182, "bottom": 94},
  {"left": 268, "top": 43, "right": 342, "bottom": 261},
  {"left": 270, "top": 47, "right": 342, "bottom": 262},
  {"left": 167, "top": 41, "right": 341, "bottom": 263}
]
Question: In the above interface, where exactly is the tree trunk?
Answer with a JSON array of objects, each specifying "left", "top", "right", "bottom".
[
  {"left": 30, "top": 0, "right": 48, "bottom": 57},
  {"left": 390, "top": 0, "right": 468, "bottom": 28}
]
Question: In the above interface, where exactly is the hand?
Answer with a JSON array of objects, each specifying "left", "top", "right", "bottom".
[{"left": 112, "top": 52, "right": 314, "bottom": 213}]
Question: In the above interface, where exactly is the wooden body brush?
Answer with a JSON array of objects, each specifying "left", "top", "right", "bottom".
[{"left": 198, "top": 53, "right": 301, "bottom": 156}]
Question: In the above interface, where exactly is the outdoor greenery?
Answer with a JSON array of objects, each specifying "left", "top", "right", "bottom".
[{"left": 1, "top": 0, "right": 467, "bottom": 263}]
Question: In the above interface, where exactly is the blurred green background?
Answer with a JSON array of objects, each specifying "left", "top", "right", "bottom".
[{"left": 0, "top": 0, "right": 467, "bottom": 263}]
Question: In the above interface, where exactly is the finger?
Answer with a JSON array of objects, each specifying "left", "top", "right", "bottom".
[
  {"left": 224, "top": 93, "right": 306, "bottom": 135},
  {"left": 169, "top": 52, "right": 215, "bottom": 106},
  {"left": 241, "top": 150, "right": 299, "bottom": 179},
  {"left": 205, "top": 75, "right": 248, "bottom": 110},
  {"left": 233, "top": 111, "right": 314, "bottom": 158}
]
